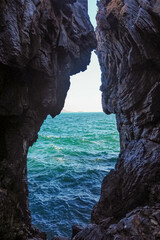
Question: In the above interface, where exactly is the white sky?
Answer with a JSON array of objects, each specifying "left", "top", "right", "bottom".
[{"left": 64, "top": 0, "right": 102, "bottom": 112}]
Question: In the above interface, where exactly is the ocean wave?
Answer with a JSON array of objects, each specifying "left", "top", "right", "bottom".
[{"left": 27, "top": 113, "right": 120, "bottom": 239}]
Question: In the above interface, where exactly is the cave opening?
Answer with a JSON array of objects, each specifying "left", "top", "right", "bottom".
[
  {"left": 27, "top": 47, "right": 120, "bottom": 240},
  {"left": 26, "top": 1, "right": 120, "bottom": 239}
]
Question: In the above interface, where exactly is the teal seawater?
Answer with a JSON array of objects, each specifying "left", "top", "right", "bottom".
[{"left": 27, "top": 112, "right": 120, "bottom": 239}]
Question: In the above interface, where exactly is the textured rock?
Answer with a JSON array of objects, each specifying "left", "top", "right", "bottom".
[
  {"left": 1, "top": 0, "right": 160, "bottom": 239},
  {"left": 72, "top": 225, "right": 84, "bottom": 238},
  {"left": 0, "top": 0, "right": 96, "bottom": 239},
  {"left": 73, "top": 205, "right": 160, "bottom": 240},
  {"left": 91, "top": 0, "right": 160, "bottom": 235}
]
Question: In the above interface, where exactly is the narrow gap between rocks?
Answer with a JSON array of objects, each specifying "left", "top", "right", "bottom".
[
  {"left": 27, "top": 56, "right": 120, "bottom": 240},
  {"left": 27, "top": 1, "right": 120, "bottom": 239}
]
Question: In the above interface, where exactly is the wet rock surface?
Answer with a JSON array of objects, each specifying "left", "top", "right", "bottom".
[
  {"left": 55, "top": 205, "right": 160, "bottom": 239},
  {"left": 73, "top": 205, "right": 160, "bottom": 240},
  {"left": 0, "top": 0, "right": 96, "bottom": 239}
]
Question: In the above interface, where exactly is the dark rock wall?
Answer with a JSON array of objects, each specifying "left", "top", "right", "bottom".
[
  {"left": 73, "top": 205, "right": 160, "bottom": 240},
  {"left": 0, "top": 0, "right": 96, "bottom": 239},
  {"left": 92, "top": 0, "right": 160, "bottom": 227}
]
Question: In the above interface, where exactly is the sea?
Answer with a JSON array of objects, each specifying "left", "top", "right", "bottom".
[{"left": 27, "top": 112, "right": 120, "bottom": 240}]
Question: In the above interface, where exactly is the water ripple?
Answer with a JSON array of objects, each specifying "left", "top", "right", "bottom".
[{"left": 28, "top": 113, "right": 120, "bottom": 239}]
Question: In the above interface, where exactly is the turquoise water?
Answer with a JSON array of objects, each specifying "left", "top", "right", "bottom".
[{"left": 27, "top": 112, "right": 120, "bottom": 239}]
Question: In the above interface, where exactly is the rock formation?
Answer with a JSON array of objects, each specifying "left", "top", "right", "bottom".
[
  {"left": 0, "top": 0, "right": 96, "bottom": 239},
  {"left": 1, "top": 0, "right": 160, "bottom": 239},
  {"left": 70, "top": 0, "right": 160, "bottom": 239},
  {"left": 94, "top": 0, "right": 160, "bottom": 223}
]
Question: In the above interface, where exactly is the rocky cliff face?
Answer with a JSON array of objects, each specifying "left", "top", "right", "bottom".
[
  {"left": 94, "top": 0, "right": 160, "bottom": 223},
  {"left": 0, "top": 1, "right": 96, "bottom": 239},
  {"left": 1, "top": 0, "right": 160, "bottom": 239},
  {"left": 71, "top": 0, "right": 160, "bottom": 239}
]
